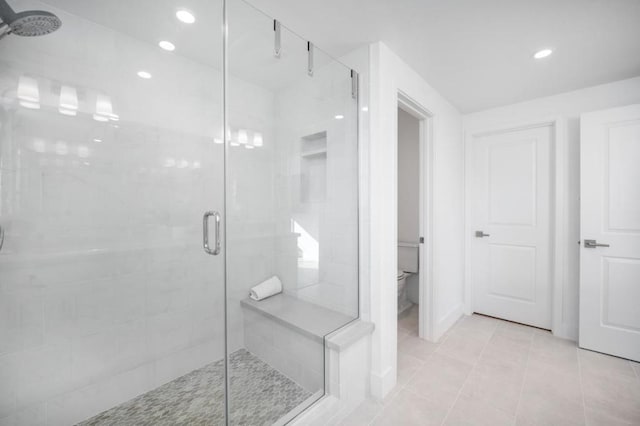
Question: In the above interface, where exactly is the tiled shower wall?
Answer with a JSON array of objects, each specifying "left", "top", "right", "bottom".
[{"left": 0, "top": 1, "right": 277, "bottom": 424}]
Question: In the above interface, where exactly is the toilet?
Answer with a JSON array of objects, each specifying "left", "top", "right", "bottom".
[
  {"left": 397, "top": 269, "right": 413, "bottom": 314},
  {"left": 397, "top": 244, "right": 419, "bottom": 314}
]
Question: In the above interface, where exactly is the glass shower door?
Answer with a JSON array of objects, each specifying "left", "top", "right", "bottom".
[
  {"left": 0, "top": 1, "right": 227, "bottom": 424},
  {"left": 225, "top": 0, "right": 360, "bottom": 423}
]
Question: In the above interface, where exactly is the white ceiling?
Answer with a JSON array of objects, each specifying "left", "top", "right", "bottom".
[
  {"left": 246, "top": 0, "right": 640, "bottom": 112},
  {"left": 34, "top": 0, "right": 640, "bottom": 112}
]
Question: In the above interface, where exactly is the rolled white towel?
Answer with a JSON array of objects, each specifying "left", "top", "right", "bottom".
[{"left": 249, "top": 276, "right": 283, "bottom": 301}]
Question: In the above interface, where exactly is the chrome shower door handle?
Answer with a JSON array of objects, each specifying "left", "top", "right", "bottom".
[{"left": 203, "top": 211, "right": 221, "bottom": 255}]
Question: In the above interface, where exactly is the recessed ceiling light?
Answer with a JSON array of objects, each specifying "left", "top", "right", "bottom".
[
  {"left": 533, "top": 49, "right": 553, "bottom": 59},
  {"left": 176, "top": 9, "right": 195, "bottom": 24},
  {"left": 137, "top": 71, "right": 152, "bottom": 79},
  {"left": 159, "top": 40, "right": 175, "bottom": 51},
  {"left": 93, "top": 138, "right": 102, "bottom": 143},
  {"left": 334, "top": 114, "right": 344, "bottom": 120}
]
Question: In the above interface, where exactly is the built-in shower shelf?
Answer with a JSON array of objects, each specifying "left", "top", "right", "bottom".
[
  {"left": 241, "top": 293, "right": 353, "bottom": 343},
  {"left": 300, "top": 148, "right": 327, "bottom": 158}
]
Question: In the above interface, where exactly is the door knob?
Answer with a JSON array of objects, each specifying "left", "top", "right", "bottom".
[
  {"left": 475, "top": 231, "right": 490, "bottom": 238},
  {"left": 584, "top": 239, "right": 609, "bottom": 248}
]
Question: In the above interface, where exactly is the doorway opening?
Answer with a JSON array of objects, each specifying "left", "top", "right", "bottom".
[{"left": 396, "top": 93, "right": 434, "bottom": 341}]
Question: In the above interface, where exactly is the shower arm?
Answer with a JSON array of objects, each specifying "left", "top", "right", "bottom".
[
  {"left": 0, "top": 23, "right": 9, "bottom": 41},
  {"left": 0, "top": 0, "right": 17, "bottom": 23},
  {"left": 0, "top": 0, "right": 13, "bottom": 41}
]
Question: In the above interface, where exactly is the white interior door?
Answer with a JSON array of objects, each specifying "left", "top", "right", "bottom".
[
  {"left": 579, "top": 104, "right": 640, "bottom": 362},
  {"left": 470, "top": 125, "right": 553, "bottom": 329}
]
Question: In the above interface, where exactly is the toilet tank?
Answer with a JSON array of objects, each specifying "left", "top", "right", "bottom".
[{"left": 398, "top": 243, "right": 419, "bottom": 273}]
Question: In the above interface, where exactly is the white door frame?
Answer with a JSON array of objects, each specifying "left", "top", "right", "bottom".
[
  {"left": 397, "top": 91, "right": 435, "bottom": 341},
  {"left": 463, "top": 117, "right": 569, "bottom": 337}
]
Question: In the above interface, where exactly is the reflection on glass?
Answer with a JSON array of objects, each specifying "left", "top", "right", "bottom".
[
  {"left": 0, "top": 0, "right": 358, "bottom": 424},
  {"left": 0, "top": 0, "right": 225, "bottom": 424},
  {"left": 227, "top": 0, "right": 359, "bottom": 423}
]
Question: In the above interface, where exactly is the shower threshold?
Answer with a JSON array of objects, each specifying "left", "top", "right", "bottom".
[{"left": 77, "top": 349, "right": 313, "bottom": 426}]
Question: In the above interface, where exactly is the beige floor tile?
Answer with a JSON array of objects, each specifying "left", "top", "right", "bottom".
[
  {"left": 531, "top": 333, "right": 577, "bottom": 357},
  {"left": 487, "top": 331, "right": 532, "bottom": 355},
  {"left": 584, "top": 407, "right": 633, "bottom": 426},
  {"left": 398, "top": 335, "right": 438, "bottom": 361},
  {"left": 398, "top": 327, "right": 411, "bottom": 341},
  {"left": 493, "top": 322, "right": 535, "bottom": 349},
  {"left": 397, "top": 352, "right": 423, "bottom": 386},
  {"left": 405, "top": 353, "right": 473, "bottom": 409},
  {"left": 531, "top": 330, "right": 576, "bottom": 352},
  {"left": 436, "top": 333, "right": 487, "bottom": 365},
  {"left": 581, "top": 370, "right": 640, "bottom": 424},
  {"left": 481, "top": 336, "right": 530, "bottom": 368},
  {"left": 476, "top": 346, "right": 528, "bottom": 384},
  {"left": 526, "top": 349, "right": 581, "bottom": 382},
  {"left": 398, "top": 305, "right": 419, "bottom": 333},
  {"left": 381, "top": 384, "right": 403, "bottom": 406},
  {"left": 460, "top": 369, "right": 523, "bottom": 416},
  {"left": 522, "top": 362, "right": 583, "bottom": 406},
  {"left": 578, "top": 349, "right": 637, "bottom": 381},
  {"left": 531, "top": 336, "right": 578, "bottom": 369},
  {"left": 363, "top": 313, "right": 640, "bottom": 426},
  {"left": 372, "top": 389, "right": 448, "bottom": 426},
  {"left": 449, "top": 315, "right": 499, "bottom": 340},
  {"left": 444, "top": 394, "right": 515, "bottom": 426},
  {"left": 516, "top": 388, "right": 586, "bottom": 426},
  {"left": 338, "top": 399, "right": 383, "bottom": 426},
  {"left": 397, "top": 327, "right": 418, "bottom": 351}
]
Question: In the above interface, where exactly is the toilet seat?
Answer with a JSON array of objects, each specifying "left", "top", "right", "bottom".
[{"left": 397, "top": 270, "right": 410, "bottom": 280}]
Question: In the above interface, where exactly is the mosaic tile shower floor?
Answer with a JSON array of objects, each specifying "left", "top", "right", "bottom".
[{"left": 77, "top": 349, "right": 313, "bottom": 426}]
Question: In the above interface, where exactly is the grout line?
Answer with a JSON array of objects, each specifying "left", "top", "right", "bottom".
[
  {"left": 505, "top": 326, "right": 533, "bottom": 426},
  {"left": 438, "top": 318, "right": 498, "bottom": 426},
  {"left": 576, "top": 349, "right": 588, "bottom": 424}
]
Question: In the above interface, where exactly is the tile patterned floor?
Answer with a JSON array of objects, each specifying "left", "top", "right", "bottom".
[
  {"left": 341, "top": 305, "right": 640, "bottom": 426},
  {"left": 78, "top": 349, "right": 311, "bottom": 426}
]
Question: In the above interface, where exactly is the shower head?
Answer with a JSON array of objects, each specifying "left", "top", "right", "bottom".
[
  {"left": 7, "top": 10, "right": 61, "bottom": 36},
  {"left": 0, "top": 0, "right": 61, "bottom": 38}
]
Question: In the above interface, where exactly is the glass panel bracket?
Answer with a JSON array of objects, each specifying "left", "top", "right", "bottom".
[
  {"left": 307, "top": 41, "right": 314, "bottom": 76},
  {"left": 351, "top": 69, "right": 358, "bottom": 100},
  {"left": 273, "top": 20, "right": 281, "bottom": 58}
]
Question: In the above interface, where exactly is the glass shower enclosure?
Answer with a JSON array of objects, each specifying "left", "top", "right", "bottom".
[{"left": 0, "top": 0, "right": 359, "bottom": 424}]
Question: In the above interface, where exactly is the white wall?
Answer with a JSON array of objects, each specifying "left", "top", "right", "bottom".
[
  {"left": 368, "top": 42, "right": 464, "bottom": 399},
  {"left": 463, "top": 76, "right": 640, "bottom": 340}
]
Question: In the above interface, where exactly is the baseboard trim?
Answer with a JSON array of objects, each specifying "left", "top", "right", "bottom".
[
  {"left": 435, "top": 303, "right": 464, "bottom": 341},
  {"left": 553, "top": 322, "right": 578, "bottom": 342},
  {"left": 370, "top": 365, "right": 395, "bottom": 400}
]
